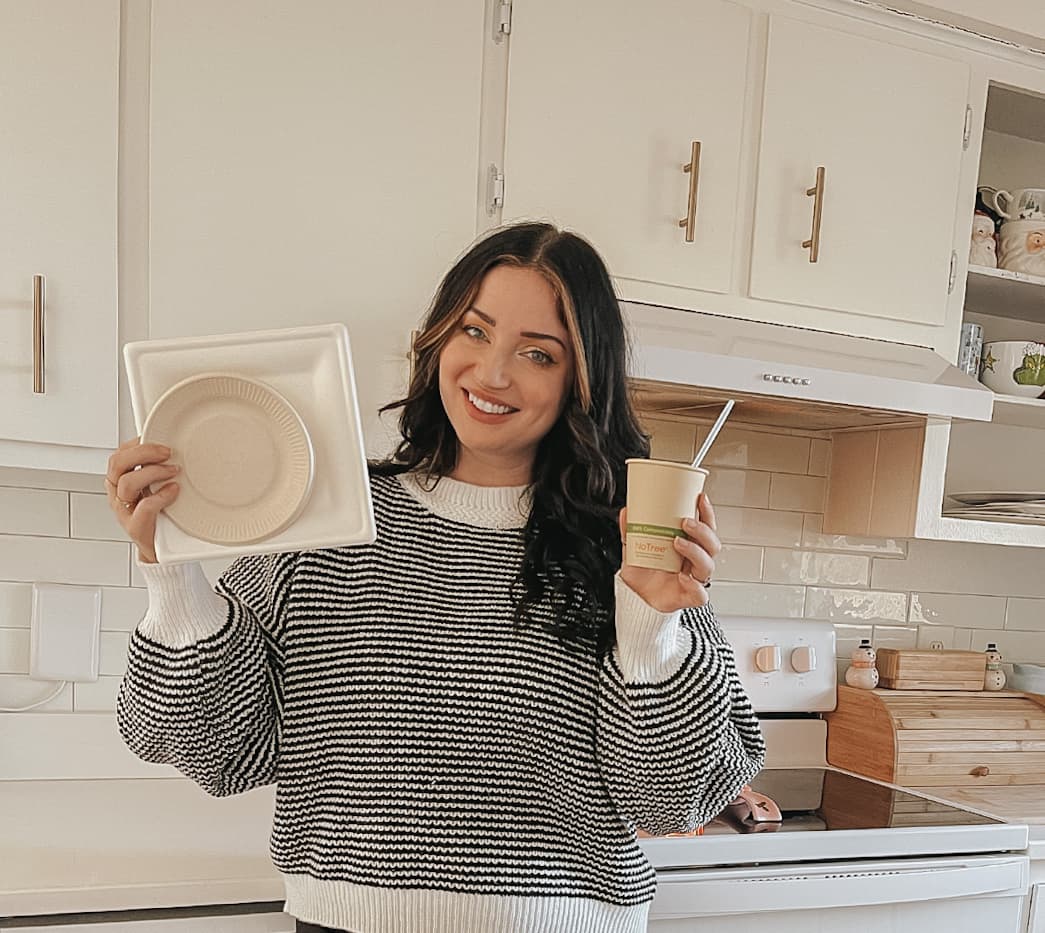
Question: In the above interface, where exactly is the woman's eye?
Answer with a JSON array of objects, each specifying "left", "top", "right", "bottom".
[
  {"left": 462, "top": 324, "right": 486, "bottom": 340},
  {"left": 526, "top": 348, "right": 554, "bottom": 366}
]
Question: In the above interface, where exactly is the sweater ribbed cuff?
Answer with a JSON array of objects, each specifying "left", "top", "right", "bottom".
[
  {"left": 613, "top": 574, "right": 691, "bottom": 684},
  {"left": 136, "top": 560, "right": 229, "bottom": 649}
]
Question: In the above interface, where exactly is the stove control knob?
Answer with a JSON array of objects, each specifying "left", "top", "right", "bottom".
[
  {"left": 754, "top": 645, "right": 782, "bottom": 673},
  {"left": 790, "top": 645, "right": 817, "bottom": 673}
]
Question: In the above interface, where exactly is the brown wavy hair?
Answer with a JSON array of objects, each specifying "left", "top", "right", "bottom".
[{"left": 371, "top": 222, "right": 649, "bottom": 653}]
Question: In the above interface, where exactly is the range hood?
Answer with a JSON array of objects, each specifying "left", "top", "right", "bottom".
[{"left": 624, "top": 303, "right": 994, "bottom": 432}]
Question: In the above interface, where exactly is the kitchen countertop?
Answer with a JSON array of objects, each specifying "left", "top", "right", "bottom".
[
  {"left": 0, "top": 778, "right": 282, "bottom": 917},
  {"left": 3, "top": 777, "right": 1043, "bottom": 918}
]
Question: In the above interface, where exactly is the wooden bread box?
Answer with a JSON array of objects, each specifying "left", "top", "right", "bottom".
[
  {"left": 826, "top": 686, "right": 1045, "bottom": 797},
  {"left": 875, "top": 647, "right": 986, "bottom": 690}
]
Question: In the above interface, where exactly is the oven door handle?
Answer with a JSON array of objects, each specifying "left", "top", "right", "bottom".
[{"left": 652, "top": 856, "right": 1029, "bottom": 917}]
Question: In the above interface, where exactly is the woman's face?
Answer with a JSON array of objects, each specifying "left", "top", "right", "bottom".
[{"left": 438, "top": 264, "right": 575, "bottom": 485}]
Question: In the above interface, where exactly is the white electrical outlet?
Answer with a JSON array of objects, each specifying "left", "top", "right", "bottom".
[{"left": 29, "top": 583, "right": 102, "bottom": 683}]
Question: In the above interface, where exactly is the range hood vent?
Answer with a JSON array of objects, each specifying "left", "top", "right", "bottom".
[{"left": 624, "top": 303, "right": 993, "bottom": 433}]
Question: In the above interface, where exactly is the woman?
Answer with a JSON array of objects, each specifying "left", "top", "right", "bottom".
[{"left": 109, "top": 223, "right": 765, "bottom": 933}]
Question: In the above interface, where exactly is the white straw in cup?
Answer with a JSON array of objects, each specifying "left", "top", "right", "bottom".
[{"left": 691, "top": 400, "right": 735, "bottom": 469}]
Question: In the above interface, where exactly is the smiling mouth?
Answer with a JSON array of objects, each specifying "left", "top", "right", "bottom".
[{"left": 465, "top": 389, "right": 517, "bottom": 415}]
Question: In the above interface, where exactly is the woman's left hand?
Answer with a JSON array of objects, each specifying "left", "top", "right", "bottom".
[{"left": 618, "top": 493, "right": 721, "bottom": 613}]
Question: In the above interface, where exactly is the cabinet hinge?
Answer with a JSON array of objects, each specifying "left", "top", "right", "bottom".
[
  {"left": 948, "top": 250, "right": 958, "bottom": 294},
  {"left": 487, "top": 164, "right": 505, "bottom": 214},
  {"left": 963, "top": 106, "right": 973, "bottom": 150},
  {"left": 494, "top": 0, "right": 512, "bottom": 41}
]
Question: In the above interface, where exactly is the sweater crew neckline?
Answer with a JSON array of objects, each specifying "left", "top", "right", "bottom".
[{"left": 397, "top": 472, "right": 532, "bottom": 529}]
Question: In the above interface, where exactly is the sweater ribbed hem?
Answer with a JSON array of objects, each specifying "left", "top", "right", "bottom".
[
  {"left": 137, "top": 560, "right": 229, "bottom": 648},
  {"left": 397, "top": 473, "right": 531, "bottom": 529},
  {"left": 613, "top": 575, "right": 689, "bottom": 683},
  {"left": 283, "top": 874, "right": 649, "bottom": 933}
]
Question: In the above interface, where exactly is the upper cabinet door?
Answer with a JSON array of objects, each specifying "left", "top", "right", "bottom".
[
  {"left": 749, "top": 16, "right": 970, "bottom": 326},
  {"left": 148, "top": 0, "right": 484, "bottom": 452},
  {"left": 0, "top": 1, "right": 119, "bottom": 451},
  {"left": 502, "top": 0, "right": 752, "bottom": 296}
]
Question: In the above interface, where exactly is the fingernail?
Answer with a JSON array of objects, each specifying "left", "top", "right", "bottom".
[
  {"left": 168, "top": 464, "right": 180, "bottom": 472},
  {"left": 683, "top": 517, "right": 698, "bottom": 529}
]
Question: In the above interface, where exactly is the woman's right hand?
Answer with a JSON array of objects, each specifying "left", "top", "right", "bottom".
[{"left": 105, "top": 437, "right": 181, "bottom": 564}]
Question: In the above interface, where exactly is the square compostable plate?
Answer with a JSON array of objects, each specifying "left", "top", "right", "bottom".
[{"left": 123, "top": 323, "right": 375, "bottom": 565}]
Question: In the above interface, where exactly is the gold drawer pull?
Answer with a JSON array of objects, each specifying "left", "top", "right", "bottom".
[
  {"left": 33, "top": 274, "right": 45, "bottom": 394},
  {"left": 802, "top": 166, "right": 826, "bottom": 263},
  {"left": 677, "top": 140, "right": 702, "bottom": 243},
  {"left": 970, "top": 765, "right": 990, "bottom": 777}
]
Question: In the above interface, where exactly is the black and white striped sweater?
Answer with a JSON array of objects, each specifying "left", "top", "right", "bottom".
[{"left": 117, "top": 473, "right": 764, "bottom": 933}]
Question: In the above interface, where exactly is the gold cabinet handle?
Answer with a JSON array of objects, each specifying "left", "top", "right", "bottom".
[
  {"left": 33, "top": 275, "right": 45, "bottom": 394},
  {"left": 802, "top": 166, "right": 826, "bottom": 263},
  {"left": 677, "top": 140, "right": 702, "bottom": 243}
]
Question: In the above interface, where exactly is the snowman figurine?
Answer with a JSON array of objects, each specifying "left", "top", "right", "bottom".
[
  {"left": 984, "top": 642, "right": 1006, "bottom": 691},
  {"left": 845, "top": 639, "right": 879, "bottom": 690},
  {"left": 969, "top": 211, "right": 998, "bottom": 268}
]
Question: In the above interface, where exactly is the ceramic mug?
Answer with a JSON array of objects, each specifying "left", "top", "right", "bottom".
[
  {"left": 991, "top": 187, "right": 1045, "bottom": 221},
  {"left": 998, "top": 220, "right": 1045, "bottom": 276}
]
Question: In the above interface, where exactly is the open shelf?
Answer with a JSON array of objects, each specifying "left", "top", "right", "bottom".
[
  {"left": 992, "top": 393, "right": 1045, "bottom": 428},
  {"left": 966, "top": 266, "right": 1045, "bottom": 322}
]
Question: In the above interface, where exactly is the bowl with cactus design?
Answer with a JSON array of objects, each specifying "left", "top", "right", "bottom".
[{"left": 980, "top": 340, "right": 1045, "bottom": 398}]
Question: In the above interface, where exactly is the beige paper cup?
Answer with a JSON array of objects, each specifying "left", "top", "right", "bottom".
[{"left": 624, "top": 459, "right": 708, "bottom": 572}]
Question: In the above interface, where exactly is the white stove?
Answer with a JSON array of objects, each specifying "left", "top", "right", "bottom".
[{"left": 639, "top": 617, "right": 1030, "bottom": 932}]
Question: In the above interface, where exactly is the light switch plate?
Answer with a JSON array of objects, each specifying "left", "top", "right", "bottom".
[{"left": 30, "top": 583, "right": 102, "bottom": 682}]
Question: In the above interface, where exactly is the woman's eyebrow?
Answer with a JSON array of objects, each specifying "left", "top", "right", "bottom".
[{"left": 468, "top": 305, "right": 567, "bottom": 352}]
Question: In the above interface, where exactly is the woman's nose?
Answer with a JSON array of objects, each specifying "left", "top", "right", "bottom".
[{"left": 475, "top": 350, "right": 511, "bottom": 389}]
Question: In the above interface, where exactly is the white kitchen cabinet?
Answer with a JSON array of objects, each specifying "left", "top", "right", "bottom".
[
  {"left": 501, "top": 0, "right": 752, "bottom": 297},
  {"left": 0, "top": 0, "right": 119, "bottom": 470},
  {"left": 147, "top": 0, "right": 485, "bottom": 456},
  {"left": 749, "top": 14, "right": 970, "bottom": 331},
  {"left": 497, "top": 0, "right": 973, "bottom": 350}
]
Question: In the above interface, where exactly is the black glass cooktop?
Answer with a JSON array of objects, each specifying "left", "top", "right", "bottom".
[{"left": 703, "top": 768, "right": 1002, "bottom": 835}]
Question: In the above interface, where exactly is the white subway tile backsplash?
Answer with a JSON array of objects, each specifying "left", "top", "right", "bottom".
[
  {"left": 909, "top": 593, "right": 1006, "bottom": 630},
  {"left": 0, "top": 674, "right": 72, "bottom": 712},
  {"left": 710, "top": 583, "right": 805, "bottom": 618},
  {"left": 0, "top": 466, "right": 102, "bottom": 493},
  {"left": 872, "top": 624, "right": 919, "bottom": 650},
  {"left": 808, "top": 439, "right": 830, "bottom": 477},
  {"left": 71, "top": 493, "right": 129, "bottom": 543},
  {"left": 645, "top": 417, "right": 697, "bottom": 463},
  {"left": 130, "top": 555, "right": 146, "bottom": 587},
  {"left": 0, "top": 535, "right": 129, "bottom": 587},
  {"left": 73, "top": 676, "right": 122, "bottom": 712},
  {"left": 715, "top": 507, "right": 804, "bottom": 548},
  {"left": 0, "top": 582, "right": 33, "bottom": 628},
  {"left": 0, "top": 487, "right": 68, "bottom": 537},
  {"left": 702, "top": 427, "right": 810, "bottom": 475},
  {"left": 0, "top": 628, "right": 30, "bottom": 673},
  {"left": 100, "top": 586, "right": 149, "bottom": 632},
  {"left": 804, "top": 587, "right": 908, "bottom": 623},
  {"left": 968, "top": 629, "right": 1045, "bottom": 663},
  {"left": 801, "top": 514, "right": 907, "bottom": 557},
  {"left": 769, "top": 474, "right": 826, "bottom": 512},
  {"left": 871, "top": 539, "right": 1045, "bottom": 598},
  {"left": 715, "top": 545, "right": 763, "bottom": 583},
  {"left": 705, "top": 469, "right": 770, "bottom": 509},
  {"left": 7, "top": 420, "right": 1045, "bottom": 781},
  {"left": 763, "top": 549, "right": 869, "bottom": 587},
  {"left": 913, "top": 625, "right": 973, "bottom": 650},
  {"left": 834, "top": 623, "right": 874, "bottom": 659},
  {"left": 1005, "top": 598, "right": 1045, "bottom": 632},
  {"left": 99, "top": 632, "right": 130, "bottom": 676}
]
